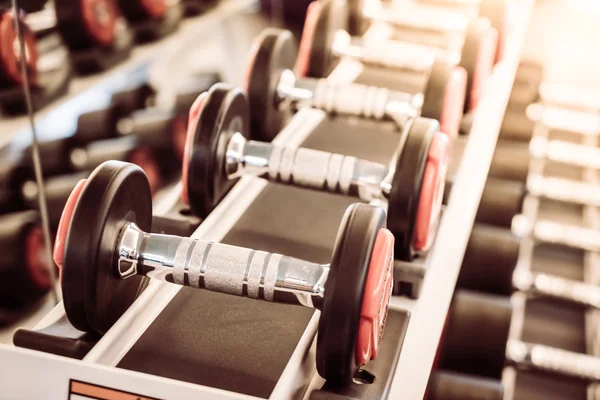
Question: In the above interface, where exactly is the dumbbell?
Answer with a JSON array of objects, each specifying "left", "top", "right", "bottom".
[
  {"left": 247, "top": 28, "right": 466, "bottom": 141},
  {"left": 348, "top": 0, "right": 509, "bottom": 57},
  {"left": 299, "top": 0, "right": 496, "bottom": 111},
  {"left": 458, "top": 223, "right": 600, "bottom": 308},
  {"left": 439, "top": 289, "right": 600, "bottom": 382},
  {"left": 69, "top": 136, "right": 162, "bottom": 194},
  {"left": 0, "top": 9, "right": 38, "bottom": 88},
  {"left": 53, "top": 160, "right": 394, "bottom": 385},
  {"left": 512, "top": 214, "right": 600, "bottom": 254},
  {"left": 0, "top": 211, "right": 51, "bottom": 308},
  {"left": 182, "top": 84, "right": 448, "bottom": 260},
  {"left": 427, "top": 370, "right": 503, "bottom": 400},
  {"left": 53, "top": 0, "right": 133, "bottom": 72}
]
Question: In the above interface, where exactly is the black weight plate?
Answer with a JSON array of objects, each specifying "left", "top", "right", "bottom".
[
  {"left": 62, "top": 161, "right": 152, "bottom": 334},
  {"left": 440, "top": 290, "right": 512, "bottom": 378},
  {"left": 246, "top": 28, "right": 296, "bottom": 142},
  {"left": 427, "top": 370, "right": 504, "bottom": 400},
  {"left": 184, "top": 84, "right": 249, "bottom": 218},
  {"left": 55, "top": 0, "right": 119, "bottom": 49},
  {"left": 303, "top": 0, "right": 348, "bottom": 78},
  {"left": 317, "top": 203, "right": 386, "bottom": 385},
  {"left": 387, "top": 117, "right": 437, "bottom": 261}
]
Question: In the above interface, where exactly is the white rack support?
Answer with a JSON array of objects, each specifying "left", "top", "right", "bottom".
[{"left": 0, "top": 1, "right": 536, "bottom": 398}]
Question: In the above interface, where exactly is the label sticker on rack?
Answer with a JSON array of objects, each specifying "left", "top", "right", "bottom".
[{"left": 68, "top": 380, "right": 161, "bottom": 400}]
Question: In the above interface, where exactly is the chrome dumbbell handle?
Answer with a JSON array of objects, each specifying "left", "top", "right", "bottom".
[
  {"left": 507, "top": 340, "right": 600, "bottom": 382},
  {"left": 226, "top": 133, "right": 391, "bottom": 202},
  {"left": 527, "top": 174, "right": 600, "bottom": 207},
  {"left": 530, "top": 137, "right": 600, "bottom": 170},
  {"left": 513, "top": 270, "right": 600, "bottom": 309},
  {"left": 512, "top": 215, "right": 600, "bottom": 253},
  {"left": 331, "top": 30, "right": 436, "bottom": 73},
  {"left": 528, "top": 104, "right": 600, "bottom": 136},
  {"left": 117, "top": 222, "right": 329, "bottom": 308},
  {"left": 278, "top": 70, "right": 421, "bottom": 122},
  {"left": 363, "top": 2, "right": 468, "bottom": 34}
]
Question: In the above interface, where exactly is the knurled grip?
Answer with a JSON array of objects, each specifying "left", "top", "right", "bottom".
[
  {"left": 508, "top": 340, "right": 600, "bottom": 382},
  {"left": 267, "top": 146, "right": 357, "bottom": 194},
  {"left": 522, "top": 272, "right": 600, "bottom": 308},
  {"left": 172, "top": 238, "right": 282, "bottom": 301},
  {"left": 310, "top": 80, "right": 390, "bottom": 119},
  {"left": 358, "top": 40, "right": 435, "bottom": 72}
]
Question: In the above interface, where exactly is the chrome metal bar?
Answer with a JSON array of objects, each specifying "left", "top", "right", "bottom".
[
  {"left": 225, "top": 132, "right": 390, "bottom": 201},
  {"left": 513, "top": 215, "right": 600, "bottom": 253},
  {"left": 117, "top": 222, "right": 329, "bottom": 308},
  {"left": 527, "top": 174, "right": 600, "bottom": 207},
  {"left": 530, "top": 137, "right": 600, "bottom": 169},
  {"left": 506, "top": 340, "right": 600, "bottom": 382}
]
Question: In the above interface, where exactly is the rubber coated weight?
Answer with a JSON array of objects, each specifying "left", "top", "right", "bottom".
[
  {"left": 317, "top": 203, "right": 388, "bottom": 385},
  {"left": 439, "top": 290, "right": 511, "bottom": 379},
  {"left": 59, "top": 161, "right": 152, "bottom": 334},
  {"left": 55, "top": 0, "right": 119, "bottom": 49},
  {"left": 118, "top": 0, "right": 167, "bottom": 21},
  {"left": 0, "top": 211, "right": 50, "bottom": 306},
  {"left": 388, "top": 118, "right": 439, "bottom": 260},
  {"left": 459, "top": 18, "right": 498, "bottom": 111},
  {"left": 427, "top": 370, "right": 504, "bottom": 400},
  {"left": 0, "top": 10, "right": 38, "bottom": 86},
  {"left": 245, "top": 28, "right": 296, "bottom": 142},
  {"left": 479, "top": 0, "right": 510, "bottom": 61},
  {"left": 183, "top": 84, "right": 250, "bottom": 218},
  {"left": 347, "top": 0, "right": 367, "bottom": 35},
  {"left": 298, "top": 0, "right": 349, "bottom": 78},
  {"left": 475, "top": 178, "right": 525, "bottom": 228},
  {"left": 422, "top": 58, "right": 467, "bottom": 138},
  {"left": 457, "top": 224, "right": 519, "bottom": 296}
]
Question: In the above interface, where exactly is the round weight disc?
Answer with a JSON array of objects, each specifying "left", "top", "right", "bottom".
[
  {"left": 0, "top": 11, "right": 38, "bottom": 86},
  {"left": 317, "top": 203, "right": 388, "bottom": 385},
  {"left": 183, "top": 84, "right": 249, "bottom": 218},
  {"left": 127, "top": 146, "right": 161, "bottom": 195},
  {"left": 59, "top": 161, "right": 152, "bottom": 334},
  {"left": 387, "top": 117, "right": 438, "bottom": 261},
  {"left": 245, "top": 28, "right": 296, "bottom": 142},
  {"left": 459, "top": 19, "right": 498, "bottom": 111},
  {"left": 56, "top": 0, "right": 118, "bottom": 49},
  {"left": 297, "top": 0, "right": 348, "bottom": 78},
  {"left": 119, "top": 0, "right": 167, "bottom": 21},
  {"left": 422, "top": 58, "right": 467, "bottom": 139}
]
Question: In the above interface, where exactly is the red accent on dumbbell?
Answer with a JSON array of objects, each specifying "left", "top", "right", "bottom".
[
  {"left": 469, "top": 26, "right": 499, "bottom": 110},
  {"left": 356, "top": 228, "right": 394, "bottom": 365},
  {"left": 81, "top": 0, "right": 119, "bottom": 46},
  {"left": 53, "top": 179, "right": 87, "bottom": 270},
  {"left": 139, "top": 0, "right": 167, "bottom": 18},
  {"left": 295, "top": 1, "right": 321, "bottom": 77},
  {"left": 440, "top": 66, "right": 468, "bottom": 140},
  {"left": 0, "top": 11, "right": 38, "bottom": 85},
  {"left": 25, "top": 226, "right": 51, "bottom": 290},
  {"left": 412, "top": 132, "right": 449, "bottom": 252},
  {"left": 182, "top": 92, "right": 208, "bottom": 204}
]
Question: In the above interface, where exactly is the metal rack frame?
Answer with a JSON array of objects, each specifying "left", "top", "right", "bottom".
[{"left": 0, "top": 1, "right": 535, "bottom": 398}]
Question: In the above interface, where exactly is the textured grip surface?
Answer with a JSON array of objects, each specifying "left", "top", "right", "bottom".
[
  {"left": 359, "top": 40, "right": 435, "bottom": 72},
  {"left": 267, "top": 146, "right": 357, "bottom": 194},
  {"left": 311, "top": 80, "right": 389, "bottom": 119}
]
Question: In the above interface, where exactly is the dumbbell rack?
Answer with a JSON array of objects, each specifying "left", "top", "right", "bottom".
[{"left": 0, "top": 1, "right": 535, "bottom": 399}]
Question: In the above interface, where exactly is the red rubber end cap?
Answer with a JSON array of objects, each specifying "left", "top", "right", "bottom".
[
  {"left": 82, "top": 0, "right": 118, "bottom": 47},
  {"left": 295, "top": 1, "right": 321, "bottom": 77},
  {"left": 181, "top": 92, "right": 208, "bottom": 205},
  {"left": 412, "top": 132, "right": 449, "bottom": 252},
  {"left": 440, "top": 66, "right": 467, "bottom": 140},
  {"left": 469, "top": 26, "right": 499, "bottom": 111},
  {"left": 25, "top": 225, "right": 51, "bottom": 291},
  {"left": 140, "top": 0, "right": 167, "bottom": 18},
  {"left": 0, "top": 11, "right": 38, "bottom": 85},
  {"left": 356, "top": 228, "right": 394, "bottom": 366},
  {"left": 53, "top": 179, "right": 87, "bottom": 272}
]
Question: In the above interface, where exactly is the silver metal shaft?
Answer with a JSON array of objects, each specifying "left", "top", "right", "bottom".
[
  {"left": 117, "top": 222, "right": 329, "bottom": 308},
  {"left": 225, "top": 132, "right": 391, "bottom": 201}
]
